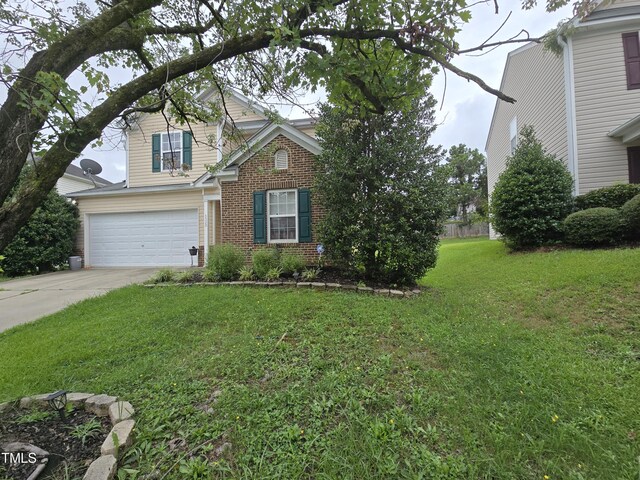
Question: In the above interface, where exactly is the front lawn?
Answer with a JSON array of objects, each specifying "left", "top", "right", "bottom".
[{"left": 1, "top": 240, "right": 639, "bottom": 479}]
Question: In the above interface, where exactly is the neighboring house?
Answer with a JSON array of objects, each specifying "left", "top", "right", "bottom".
[
  {"left": 56, "top": 163, "right": 112, "bottom": 196},
  {"left": 67, "top": 89, "right": 322, "bottom": 267},
  {"left": 486, "top": 0, "right": 640, "bottom": 237}
]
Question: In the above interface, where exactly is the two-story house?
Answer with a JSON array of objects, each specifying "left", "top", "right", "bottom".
[
  {"left": 486, "top": 0, "right": 640, "bottom": 237},
  {"left": 68, "top": 89, "right": 322, "bottom": 267}
]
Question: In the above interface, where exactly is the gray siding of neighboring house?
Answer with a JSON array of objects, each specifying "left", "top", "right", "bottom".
[
  {"left": 572, "top": 24, "right": 640, "bottom": 192},
  {"left": 485, "top": 42, "right": 568, "bottom": 237}
]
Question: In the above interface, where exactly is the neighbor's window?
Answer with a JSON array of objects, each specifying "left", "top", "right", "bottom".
[
  {"left": 161, "top": 132, "right": 182, "bottom": 171},
  {"left": 268, "top": 190, "right": 297, "bottom": 242},
  {"left": 509, "top": 117, "right": 518, "bottom": 153},
  {"left": 622, "top": 32, "right": 640, "bottom": 90},
  {"left": 275, "top": 149, "right": 289, "bottom": 169}
]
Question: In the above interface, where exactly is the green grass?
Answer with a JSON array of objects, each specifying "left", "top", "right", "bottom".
[{"left": 1, "top": 240, "right": 639, "bottom": 479}]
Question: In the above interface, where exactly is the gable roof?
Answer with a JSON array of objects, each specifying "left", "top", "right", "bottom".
[{"left": 226, "top": 121, "right": 321, "bottom": 169}]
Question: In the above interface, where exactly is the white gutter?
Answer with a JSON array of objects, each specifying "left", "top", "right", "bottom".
[
  {"left": 558, "top": 34, "right": 580, "bottom": 195},
  {"left": 125, "top": 129, "right": 130, "bottom": 188}
]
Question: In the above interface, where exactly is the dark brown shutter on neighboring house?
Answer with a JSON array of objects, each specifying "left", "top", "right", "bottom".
[
  {"left": 629, "top": 147, "right": 640, "bottom": 183},
  {"left": 622, "top": 32, "right": 640, "bottom": 89}
]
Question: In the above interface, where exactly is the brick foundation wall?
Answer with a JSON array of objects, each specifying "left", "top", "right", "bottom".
[{"left": 220, "top": 135, "right": 325, "bottom": 264}]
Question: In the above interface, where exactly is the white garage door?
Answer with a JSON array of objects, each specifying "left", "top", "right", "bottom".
[{"left": 88, "top": 210, "right": 198, "bottom": 267}]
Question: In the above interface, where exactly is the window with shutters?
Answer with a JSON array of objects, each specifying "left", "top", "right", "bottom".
[
  {"left": 268, "top": 189, "right": 298, "bottom": 242},
  {"left": 622, "top": 32, "right": 640, "bottom": 90},
  {"left": 161, "top": 132, "right": 183, "bottom": 171},
  {"left": 274, "top": 149, "right": 289, "bottom": 169}
]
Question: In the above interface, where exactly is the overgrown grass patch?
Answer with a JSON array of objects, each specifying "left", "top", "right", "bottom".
[{"left": 1, "top": 240, "right": 639, "bottom": 479}]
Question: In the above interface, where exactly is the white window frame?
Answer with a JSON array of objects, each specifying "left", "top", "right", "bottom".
[
  {"left": 267, "top": 189, "right": 298, "bottom": 244},
  {"left": 161, "top": 131, "right": 183, "bottom": 172},
  {"left": 509, "top": 117, "right": 518, "bottom": 154},
  {"left": 274, "top": 149, "right": 289, "bottom": 170}
]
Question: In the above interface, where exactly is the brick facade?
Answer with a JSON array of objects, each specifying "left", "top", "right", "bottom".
[{"left": 220, "top": 135, "right": 325, "bottom": 264}]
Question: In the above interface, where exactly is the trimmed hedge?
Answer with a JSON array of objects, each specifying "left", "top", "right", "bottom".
[
  {"left": 575, "top": 184, "right": 640, "bottom": 211},
  {"left": 563, "top": 207, "right": 623, "bottom": 247},
  {"left": 620, "top": 194, "right": 640, "bottom": 240},
  {"left": 206, "top": 244, "right": 245, "bottom": 280}
]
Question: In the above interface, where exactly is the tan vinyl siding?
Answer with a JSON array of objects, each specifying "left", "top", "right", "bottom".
[
  {"left": 572, "top": 27, "right": 640, "bottom": 192},
  {"left": 75, "top": 189, "right": 217, "bottom": 259},
  {"left": 128, "top": 97, "right": 265, "bottom": 187},
  {"left": 486, "top": 43, "right": 568, "bottom": 198},
  {"left": 127, "top": 115, "right": 218, "bottom": 187},
  {"left": 223, "top": 99, "right": 264, "bottom": 123},
  {"left": 299, "top": 127, "right": 316, "bottom": 138}
]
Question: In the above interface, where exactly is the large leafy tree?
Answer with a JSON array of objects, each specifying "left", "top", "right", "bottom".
[
  {"left": 315, "top": 98, "right": 449, "bottom": 286},
  {"left": 445, "top": 144, "right": 487, "bottom": 224},
  {"left": 0, "top": 0, "right": 577, "bottom": 250}
]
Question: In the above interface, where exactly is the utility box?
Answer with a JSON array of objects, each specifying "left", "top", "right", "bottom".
[{"left": 69, "top": 256, "right": 82, "bottom": 271}]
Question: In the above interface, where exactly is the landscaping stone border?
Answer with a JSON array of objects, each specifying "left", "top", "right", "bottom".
[
  {"left": 9, "top": 392, "right": 136, "bottom": 480},
  {"left": 145, "top": 281, "right": 421, "bottom": 298}
]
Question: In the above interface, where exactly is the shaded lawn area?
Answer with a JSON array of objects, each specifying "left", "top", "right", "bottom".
[{"left": 1, "top": 240, "right": 639, "bottom": 479}]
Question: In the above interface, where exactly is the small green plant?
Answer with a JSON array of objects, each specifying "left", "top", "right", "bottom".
[
  {"left": 301, "top": 268, "right": 320, "bottom": 281},
  {"left": 202, "top": 269, "right": 220, "bottom": 282},
  {"left": 252, "top": 247, "right": 280, "bottom": 279},
  {"left": 15, "top": 410, "right": 53, "bottom": 424},
  {"left": 620, "top": 193, "right": 640, "bottom": 240},
  {"left": 206, "top": 244, "right": 245, "bottom": 281},
  {"left": 176, "top": 270, "right": 199, "bottom": 284},
  {"left": 178, "top": 456, "right": 212, "bottom": 479},
  {"left": 279, "top": 252, "right": 306, "bottom": 275},
  {"left": 238, "top": 265, "right": 255, "bottom": 281},
  {"left": 264, "top": 266, "right": 283, "bottom": 281},
  {"left": 149, "top": 268, "right": 177, "bottom": 284},
  {"left": 563, "top": 207, "right": 623, "bottom": 247},
  {"left": 69, "top": 418, "right": 103, "bottom": 446}
]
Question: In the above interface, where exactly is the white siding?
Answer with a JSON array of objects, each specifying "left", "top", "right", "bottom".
[
  {"left": 486, "top": 43, "right": 568, "bottom": 201},
  {"left": 572, "top": 26, "right": 640, "bottom": 192},
  {"left": 56, "top": 175, "right": 94, "bottom": 195}
]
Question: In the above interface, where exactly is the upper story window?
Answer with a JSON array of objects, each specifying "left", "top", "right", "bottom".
[
  {"left": 268, "top": 189, "right": 297, "bottom": 242},
  {"left": 622, "top": 32, "right": 640, "bottom": 90},
  {"left": 509, "top": 117, "right": 518, "bottom": 153},
  {"left": 161, "top": 132, "right": 182, "bottom": 171},
  {"left": 274, "top": 149, "right": 289, "bottom": 170}
]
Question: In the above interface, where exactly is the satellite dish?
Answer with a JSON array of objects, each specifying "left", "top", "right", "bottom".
[{"left": 80, "top": 158, "right": 103, "bottom": 187}]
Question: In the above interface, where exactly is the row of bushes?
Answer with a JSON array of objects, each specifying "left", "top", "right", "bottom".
[
  {"left": 206, "top": 244, "right": 319, "bottom": 281},
  {"left": 564, "top": 193, "right": 640, "bottom": 247},
  {"left": 491, "top": 127, "right": 640, "bottom": 250}
]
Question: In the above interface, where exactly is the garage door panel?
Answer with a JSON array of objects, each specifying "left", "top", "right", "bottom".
[{"left": 88, "top": 209, "right": 198, "bottom": 267}]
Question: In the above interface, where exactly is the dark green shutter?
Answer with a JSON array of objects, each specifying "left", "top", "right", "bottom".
[
  {"left": 253, "top": 191, "right": 267, "bottom": 244},
  {"left": 298, "top": 188, "right": 312, "bottom": 243},
  {"left": 182, "top": 131, "right": 192, "bottom": 169},
  {"left": 152, "top": 133, "right": 161, "bottom": 172}
]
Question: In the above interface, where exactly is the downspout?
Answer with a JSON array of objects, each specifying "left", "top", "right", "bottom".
[{"left": 557, "top": 34, "right": 580, "bottom": 195}]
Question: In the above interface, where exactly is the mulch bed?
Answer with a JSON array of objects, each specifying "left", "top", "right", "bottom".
[{"left": 0, "top": 405, "right": 110, "bottom": 479}]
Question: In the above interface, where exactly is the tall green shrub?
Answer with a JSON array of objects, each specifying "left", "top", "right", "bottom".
[
  {"left": 252, "top": 247, "right": 280, "bottom": 280},
  {"left": 315, "top": 98, "right": 449, "bottom": 286},
  {"left": 491, "top": 126, "right": 574, "bottom": 250},
  {"left": 1, "top": 190, "right": 79, "bottom": 276},
  {"left": 206, "top": 244, "right": 245, "bottom": 280}
]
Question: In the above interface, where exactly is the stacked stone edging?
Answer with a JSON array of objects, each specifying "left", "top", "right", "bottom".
[
  {"left": 11, "top": 392, "right": 136, "bottom": 480},
  {"left": 145, "top": 281, "right": 421, "bottom": 298}
]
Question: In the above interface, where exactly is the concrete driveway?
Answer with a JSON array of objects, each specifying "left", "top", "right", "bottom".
[{"left": 0, "top": 268, "right": 158, "bottom": 333}]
